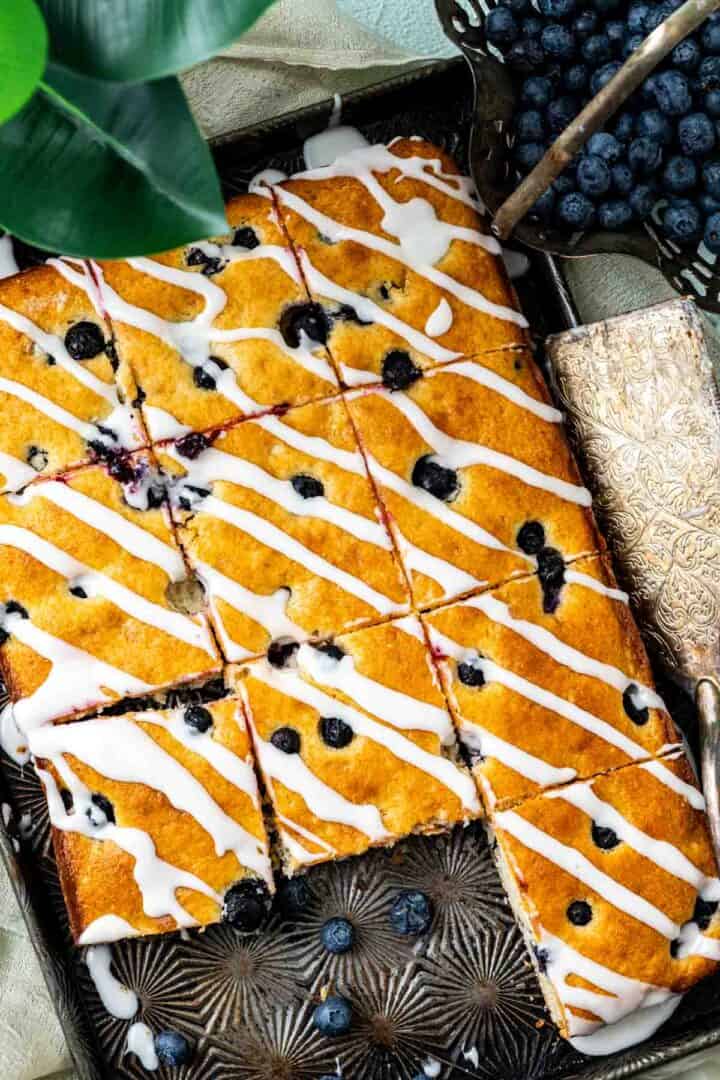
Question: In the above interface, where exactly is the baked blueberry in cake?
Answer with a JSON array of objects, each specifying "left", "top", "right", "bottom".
[
  {"left": 163, "top": 396, "right": 409, "bottom": 661},
  {"left": 425, "top": 554, "right": 679, "bottom": 811},
  {"left": 234, "top": 614, "right": 480, "bottom": 872},
  {"left": 28, "top": 696, "right": 272, "bottom": 942},
  {"left": 268, "top": 138, "right": 529, "bottom": 388},
  {"left": 87, "top": 194, "right": 339, "bottom": 442},
  {"left": 0, "top": 263, "right": 144, "bottom": 492},
  {"left": 346, "top": 354, "right": 601, "bottom": 609},
  {"left": 491, "top": 750, "right": 720, "bottom": 1043},
  {"left": 0, "top": 454, "right": 221, "bottom": 759}
]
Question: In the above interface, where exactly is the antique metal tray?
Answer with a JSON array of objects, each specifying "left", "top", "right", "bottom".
[{"left": 1, "top": 58, "right": 719, "bottom": 1080}]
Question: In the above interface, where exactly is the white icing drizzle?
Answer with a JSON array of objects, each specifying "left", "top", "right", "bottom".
[
  {"left": 250, "top": 657, "right": 479, "bottom": 812},
  {"left": 640, "top": 758, "right": 707, "bottom": 812},
  {"left": 276, "top": 812, "right": 337, "bottom": 864},
  {"left": 143, "top": 405, "right": 191, "bottom": 441},
  {"left": 252, "top": 411, "right": 366, "bottom": 476},
  {"left": 424, "top": 299, "right": 453, "bottom": 338},
  {"left": 0, "top": 235, "right": 19, "bottom": 278},
  {"left": 458, "top": 720, "right": 577, "bottom": 791},
  {"left": 196, "top": 565, "right": 302, "bottom": 662},
  {"left": 38, "top": 765, "right": 218, "bottom": 927},
  {"left": 249, "top": 168, "right": 288, "bottom": 194},
  {"left": 569, "top": 996, "right": 682, "bottom": 1055},
  {"left": 303, "top": 111, "right": 370, "bottom": 170},
  {"left": 365, "top": 385, "right": 590, "bottom": 506},
  {"left": 431, "top": 358, "right": 562, "bottom": 423},
  {"left": 565, "top": 567, "right": 629, "bottom": 603},
  {"left": 497, "top": 809, "right": 680, "bottom": 939},
  {"left": 9, "top": 480, "right": 186, "bottom": 581},
  {"left": 85, "top": 944, "right": 139, "bottom": 1019},
  {"left": 126, "top": 1022, "right": 159, "bottom": 1070},
  {"left": 275, "top": 183, "right": 524, "bottom": 326},
  {"left": 78, "top": 915, "right": 140, "bottom": 946},
  {"left": 30, "top": 716, "right": 271, "bottom": 881},
  {"left": 0, "top": 375, "right": 98, "bottom": 441},
  {"left": 297, "top": 641, "right": 454, "bottom": 744},
  {"left": 0, "top": 450, "right": 36, "bottom": 490},
  {"left": 465, "top": 591, "right": 663, "bottom": 707},
  {"left": 0, "top": 524, "right": 213, "bottom": 654}
]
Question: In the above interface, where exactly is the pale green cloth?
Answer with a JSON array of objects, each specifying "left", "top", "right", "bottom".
[{"left": 3, "top": 2, "right": 720, "bottom": 1077}]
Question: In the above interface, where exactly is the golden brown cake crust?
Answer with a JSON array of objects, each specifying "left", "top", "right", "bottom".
[
  {"left": 425, "top": 554, "right": 678, "bottom": 810},
  {"left": 32, "top": 697, "right": 270, "bottom": 942},
  {"left": 234, "top": 615, "right": 479, "bottom": 872}
]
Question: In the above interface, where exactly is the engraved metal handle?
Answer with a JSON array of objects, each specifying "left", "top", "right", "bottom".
[{"left": 698, "top": 678, "right": 720, "bottom": 868}]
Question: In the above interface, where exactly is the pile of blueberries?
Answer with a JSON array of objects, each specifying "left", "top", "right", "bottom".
[{"left": 485, "top": 0, "right": 720, "bottom": 250}]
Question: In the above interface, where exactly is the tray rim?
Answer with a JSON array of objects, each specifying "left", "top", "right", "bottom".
[{"left": 0, "top": 55, "right": 719, "bottom": 1080}]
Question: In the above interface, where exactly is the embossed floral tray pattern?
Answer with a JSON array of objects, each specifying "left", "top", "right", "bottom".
[{"left": 1, "top": 58, "right": 720, "bottom": 1080}]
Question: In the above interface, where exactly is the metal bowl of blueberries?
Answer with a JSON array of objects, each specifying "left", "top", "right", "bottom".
[{"left": 436, "top": 0, "right": 720, "bottom": 312}]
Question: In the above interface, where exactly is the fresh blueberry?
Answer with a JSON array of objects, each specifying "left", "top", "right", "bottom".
[
  {"left": 175, "top": 432, "right": 211, "bottom": 460},
  {"left": 597, "top": 199, "right": 633, "bottom": 230},
  {"left": 672, "top": 38, "right": 701, "bottom": 73},
  {"left": 155, "top": 1031, "right": 193, "bottom": 1067},
  {"left": 313, "top": 994, "right": 353, "bottom": 1037},
  {"left": 705, "top": 212, "right": 720, "bottom": 253},
  {"left": 699, "top": 192, "right": 720, "bottom": 216},
  {"left": 319, "top": 715, "right": 354, "bottom": 749},
  {"left": 611, "top": 163, "right": 633, "bottom": 194},
  {"left": 581, "top": 32, "right": 611, "bottom": 65},
  {"left": 591, "top": 822, "right": 620, "bottom": 850},
  {"left": 522, "top": 14, "right": 543, "bottom": 36},
  {"left": 564, "top": 63, "right": 588, "bottom": 93},
  {"left": 65, "top": 322, "right": 106, "bottom": 361},
  {"left": 703, "top": 20, "right": 720, "bottom": 54},
  {"left": 706, "top": 89, "right": 720, "bottom": 117},
  {"left": 540, "top": 24, "right": 576, "bottom": 60},
  {"left": 553, "top": 174, "right": 575, "bottom": 196},
  {"left": 662, "top": 199, "right": 702, "bottom": 244},
  {"left": 692, "top": 897, "right": 719, "bottom": 931},
  {"left": 627, "top": 1, "right": 649, "bottom": 32},
  {"left": 517, "top": 520, "right": 545, "bottom": 554},
  {"left": 521, "top": 75, "right": 553, "bottom": 109},
  {"left": 678, "top": 113, "right": 716, "bottom": 157},
  {"left": 623, "top": 682, "right": 650, "bottom": 725},
  {"left": 268, "top": 638, "right": 299, "bottom": 668},
  {"left": 389, "top": 890, "right": 433, "bottom": 935},
  {"left": 644, "top": 1, "right": 674, "bottom": 31},
  {"left": 703, "top": 160, "right": 720, "bottom": 198},
  {"left": 587, "top": 132, "right": 621, "bottom": 164},
  {"left": 605, "top": 19, "right": 624, "bottom": 51},
  {"left": 547, "top": 95, "right": 579, "bottom": 135},
  {"left": 590, "top": 61, "right": 622, "bottom": 95},
  {"left": 539, "top": 0, "right": 577, "bottom": 16},
  {"left": 485, "top": 6, "right": 520, "bottom": 47},
  {"left": 514, "top": 140, "right": 545, "bottom": 172},
  {"left": 232, "top": 226, "right": 260, "bottom": 249},
  {"left": 291, "top": 473, "right": 324, "bottom": 499},
  {"left": 321, "top": 916, "right": 355, "bottom": 954},
  {"left": 458, "top": 657, "right": 486, "bottom": 688},
  {"left": 69, "top": 585, "right": 87, "bottom": 598},
  {"left": 653, "top": 70, "right": 692, "bottom": 115},
  {"left": 271, "top": 726, "right": 301, "bottom": 754},
  {"left": 577, "top": 154, "right": 611, "bottom": 197},
  {"left": 193, "top": 365, "right": 217, "bottom": 391},
  {"left": 412, "top": 455, "right": 460, "bottom": 502},
  {"left": 382, "top": 350, "right": 422, "bottom": 390},
  {"left": 636, "top": 109, "right": 672, "bottom": 146},
  {"left": 622, "top": 31, "right": 645, "bottom": 59},
  {"left": 506, "top": 0, "right": 532, "bottom": 11},
  {"left": 629, "top": 182, "right": 658, "bottom": 218},
  {"left": 184, "top": 704, "right": 213, "bottom": 733},
  {"left": 591, "top": 0, "right": 621, "bottom": 11},
  {"left": 567, "top": 899, "right": 593, "bottom": 925},
  {"left": 661, "top": 155, "right": 697, "bottom": 194},
  {"left": 279, "top": 302, "right": 329, "bottom": 348},
  {"left": 529, "top": 186, "right": 556, "bottom": 222},
  {"left": 276, "top": 875, "right": 312, "bottom": 916},
  {"left": 86, "top": 793, "right": 115, "bottom": 827},
  {"left": 223, "top": 879, "right": 271, "bottom": 932},
  {"left": 537, "top": 546, "right": 566, "bottom": 612},
  {"left": 614, "top": 111, "right": 635, "bottom": 143},
  {"left": 572, "top": 9, "right": 597, "bottom": 37},
  {"left": 316, "top": 642, "right": 345, "bottom": 661},
  {"left": 556, "top": 190, "right": 595, "bottom": 230},
  {"left": 628, "top": 136, "right": 662, "bottom": 176},
  {"left": 186, "top": 247, "right": 223, "bottom": 276},
  {"left": 515, "top": 109, "right": 545, "bottom": 142},
  {"left": 506, "top": 37, "right": 546, "bottom": 70}
]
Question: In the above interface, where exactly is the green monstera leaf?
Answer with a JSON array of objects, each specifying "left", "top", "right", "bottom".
[
  {"left": 0, "top": 64, "right": 227, "bottom": 257},
  {"left": 38, "top": 0, "right": 275, "bottom": 82},
  {"left": 0, "top": 0, "right": 48, "bottom": 125}
]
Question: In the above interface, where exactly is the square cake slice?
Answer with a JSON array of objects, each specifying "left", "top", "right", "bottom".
[
  {"left": 0, "top": 263, "right": 144, "bottom": 492},
  {"left": 491, "top": 751, "right": 720, "bottom": 1046},
  {"left": 0, "top": 454, "right": 221, "bottom": 758},
  {"left": 346, "top": 356, "right": 601, "bottom": 609},
  {"left": 271, "top": 137, "right": 528, "bottom": 388},
  {"left": 425, "top": 555, "right": 678, "bottom": 811},
  {"left": 90, "top": 193, "right": 339, "bottom": 442},
  {"left": 165, "top": 397, "right": 410, "bottom": 661},
  {"left": 234, "top": 615, "right": 480, "bottom": 873},
  {"left": 29, "top": 696, "right": 273, "bottom": 943}
]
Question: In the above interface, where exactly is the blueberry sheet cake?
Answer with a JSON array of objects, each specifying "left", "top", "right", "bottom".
[{"left": 1, "top": 137, "right": 718, "bottom": 1051}]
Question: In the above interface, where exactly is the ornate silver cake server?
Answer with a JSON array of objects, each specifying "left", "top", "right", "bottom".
[{"left": 547, "top": 298, "right": 720, "bottom": 858}]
